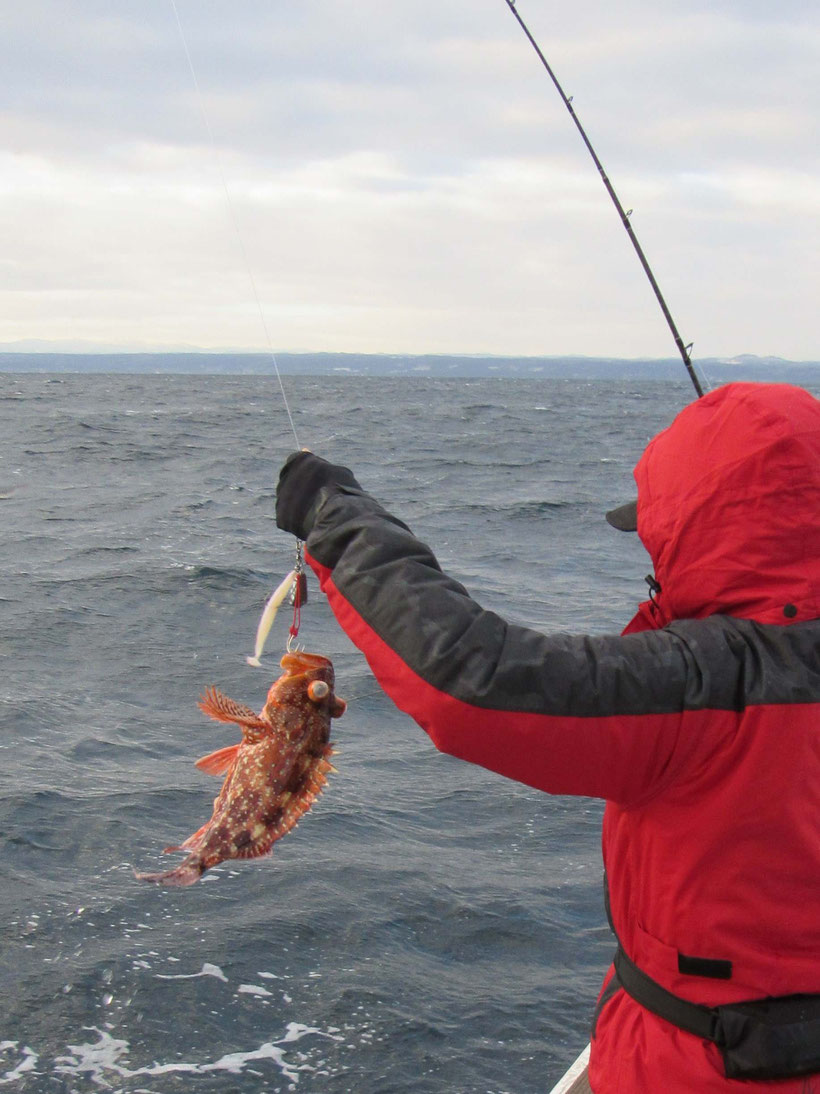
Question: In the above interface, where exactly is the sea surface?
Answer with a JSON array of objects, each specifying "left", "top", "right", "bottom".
[{"left": 0, "top": 373, "right": 749, "bottom": 1092}]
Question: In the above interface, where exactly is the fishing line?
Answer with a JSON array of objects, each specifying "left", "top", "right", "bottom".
[
  {"left": 503, "top": 0, "right": 705, "bottom": 398},
  {"left": 169, "top": 0, "right": 303, "bottom": 444},
  {"left": 170, "top": 0, "right": 306, "bottom": 661}
]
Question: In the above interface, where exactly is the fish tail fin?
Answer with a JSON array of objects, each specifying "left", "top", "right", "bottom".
[{"left": 133, "top": 857, "right": 205, "bottom": 887}]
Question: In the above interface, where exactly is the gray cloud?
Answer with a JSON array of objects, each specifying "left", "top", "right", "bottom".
[{"left": 0, "top": 0, "right": 817, "bottom": 357}]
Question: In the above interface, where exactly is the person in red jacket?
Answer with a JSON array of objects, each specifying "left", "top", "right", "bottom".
[{"left": 275, "top": 382, "right": 820, "bottom": 1093}]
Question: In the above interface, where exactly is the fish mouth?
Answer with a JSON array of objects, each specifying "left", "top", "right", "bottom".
[{"left": 280, "top": 651, "right": 332, "bottom": 677}]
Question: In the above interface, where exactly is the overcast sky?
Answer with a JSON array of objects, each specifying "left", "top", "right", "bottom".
[{"left": 1, "top": 0, "right": 817, "bottom": 359}]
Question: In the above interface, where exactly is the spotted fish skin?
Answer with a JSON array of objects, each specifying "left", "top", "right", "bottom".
[{"left": 136, "top": 651, "right": 345, "bottom": 887}]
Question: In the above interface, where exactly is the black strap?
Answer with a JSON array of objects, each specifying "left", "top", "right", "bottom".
[
  {"left": 591, "top": 970, "right": 623, "bottom": 1039},
  {"left": 603, "top": 870, "right": 723, "bottom": 1042},
  {"left": 601, "top": 874, "right": 820, "bottom": 1079},
  {"left": 613, "top": 944, "right": 724, "bottom": 1044}
]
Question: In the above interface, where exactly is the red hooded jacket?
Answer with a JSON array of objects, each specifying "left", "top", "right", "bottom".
[{"left": 297, "top": 383, "right": 820, "bottom": 1092}]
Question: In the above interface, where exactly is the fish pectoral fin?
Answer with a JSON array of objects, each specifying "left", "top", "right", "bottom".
[
  {"left": 195, "top": 743, "right": 241, "bottom": 776},
  {"left": 197, "top": 687, "right": 267, "bottom": 731}
]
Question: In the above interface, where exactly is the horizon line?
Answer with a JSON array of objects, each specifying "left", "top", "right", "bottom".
[{"left": 1, "top": 347, "right": 818, "bottom": 366}]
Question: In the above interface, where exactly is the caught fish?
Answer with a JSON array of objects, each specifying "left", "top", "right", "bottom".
[{"left": 136, "top": 651, "right": 346, "bottom": 887}]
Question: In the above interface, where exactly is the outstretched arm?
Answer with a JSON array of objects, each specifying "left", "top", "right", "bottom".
[{"left": 276, "top": 453, "right": 728, "bottom": 807}]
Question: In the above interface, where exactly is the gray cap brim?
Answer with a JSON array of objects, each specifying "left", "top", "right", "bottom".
[{"left": 605, "top": 499, "right": 638, "bottom": 531}]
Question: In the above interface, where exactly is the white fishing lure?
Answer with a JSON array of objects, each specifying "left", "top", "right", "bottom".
[{"left": 246, "top": 569, "right": 297, "bottom": 667}]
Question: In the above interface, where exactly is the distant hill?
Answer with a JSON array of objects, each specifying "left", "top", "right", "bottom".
[{"left": 1, "top": 350, "right": 819, "bottom": 384}]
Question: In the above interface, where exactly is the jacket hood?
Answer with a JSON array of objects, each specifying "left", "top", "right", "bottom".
[{"left": 633, "top": 382, "right": 820, "bottom": 626}]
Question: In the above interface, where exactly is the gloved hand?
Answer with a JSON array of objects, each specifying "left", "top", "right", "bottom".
[{"left": 275, "top": 451, "right": 363, "bottom": 541}]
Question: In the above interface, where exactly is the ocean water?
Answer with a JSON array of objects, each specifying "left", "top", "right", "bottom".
[{"left": 1, "top": 373, "right": 700, "bottom": 1092}]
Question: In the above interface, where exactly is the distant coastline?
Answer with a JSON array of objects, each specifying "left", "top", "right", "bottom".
[{"left": 1, "top": 350, "right": 819, "bottom": 384}]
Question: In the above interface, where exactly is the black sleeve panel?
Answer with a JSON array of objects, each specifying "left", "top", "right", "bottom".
[{"left": 307, "top": 485, "right": 818, "bottom": 719}]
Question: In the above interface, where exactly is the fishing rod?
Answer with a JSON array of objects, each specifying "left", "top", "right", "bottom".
[{"left": 503, "top": 0, "right": 705, "bottom": 398}]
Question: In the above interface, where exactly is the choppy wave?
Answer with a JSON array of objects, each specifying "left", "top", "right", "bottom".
[
  {"left": 1, "top": 374, "right": 694, "bottom": 1092},
  {"left": 2, "top": 1019, "right": 344, "bottom": 1090}
]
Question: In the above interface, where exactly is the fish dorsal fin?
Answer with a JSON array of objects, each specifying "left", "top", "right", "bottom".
[
  {"left": 198, "top": 687, "right": 267, "bottom": 731},
  {"left": 195, "top": 743, "right": 241, "bottom": 777}
]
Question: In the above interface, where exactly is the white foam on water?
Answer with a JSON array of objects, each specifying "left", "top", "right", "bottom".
[
  {"left": 54, "top": 1030, "right": 130, "bottom": 1086},
  {"left": 0, "top": 1043, "right": 39, "bottom": 1084},
  {"left": 154, "top": 961, "right": 228, "bottom": 981},
  {"left": 281, "top": 1023, "right": 341, "bottom": 1043},
  {"left": 42, "top": 1022, "right": 344, "bottom": 1088}
]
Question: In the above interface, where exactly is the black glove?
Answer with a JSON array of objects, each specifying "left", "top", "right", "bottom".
[{"left": 275, "top": 451, "right": 363, "bottom": 541}]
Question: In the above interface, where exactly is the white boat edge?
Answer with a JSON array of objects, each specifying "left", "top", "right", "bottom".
[{"left": 548, "top": 1043, "right": 592, "bottom": 1094}]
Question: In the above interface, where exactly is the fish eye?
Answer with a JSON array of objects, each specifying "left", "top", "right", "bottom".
[{"left": 307, "top": 680, "right": 330, "bottom": 702}]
